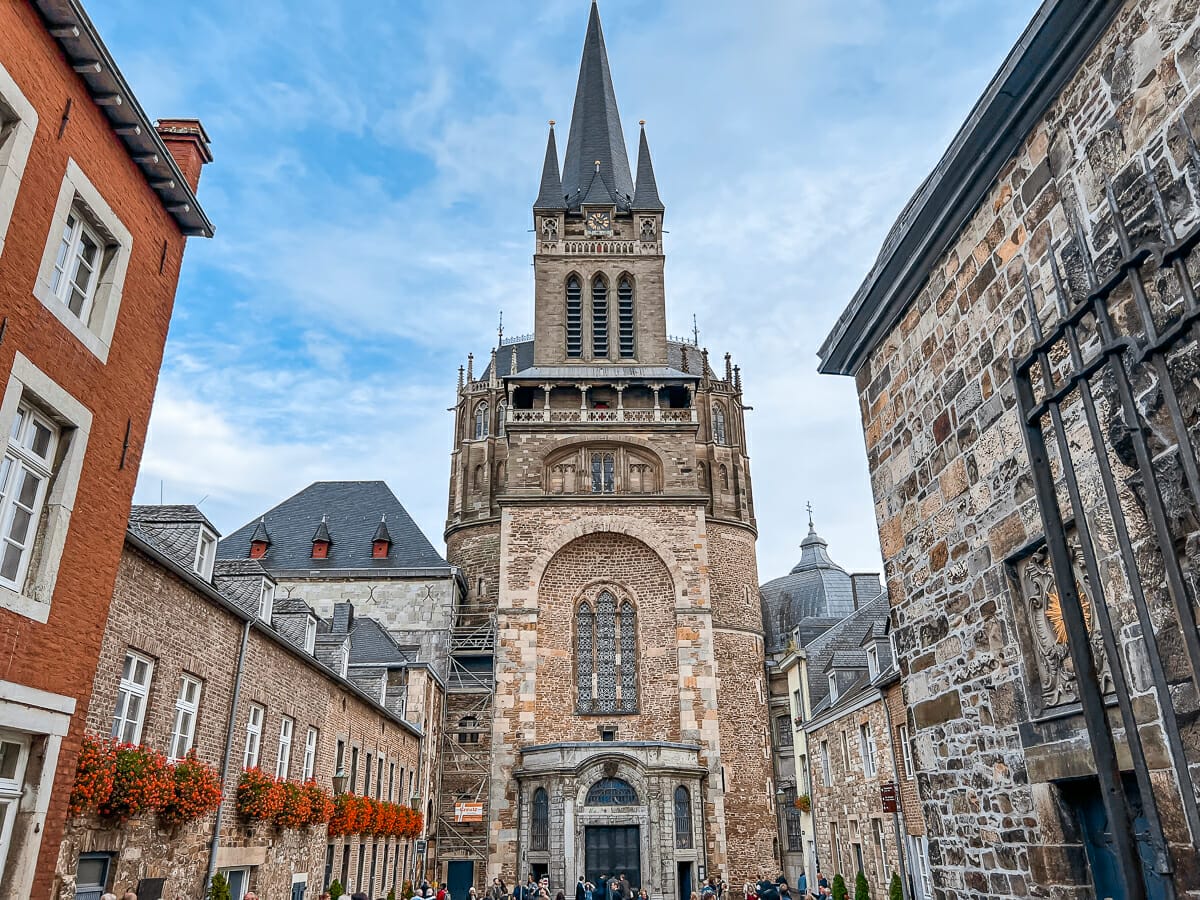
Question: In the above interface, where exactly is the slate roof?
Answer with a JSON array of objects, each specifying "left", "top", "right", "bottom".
[
  {"left": 128, "top": 505, "right": 216, "bottom": 573},
  {"left": 632, "top": 125, "right": 664, "bottom": 212},
  {"left": 212, "top": 559, "right": 270, "bottom": 617},
  {"left": 347, "top": 618, "right": 414, "bottom": 667},
  {"left": 804, "top": 593, "right": 892, "bottom": 716},
  {"left": 561, "top": 2, "right": 635, "bottom": 211},
  {"left": 534, "top": 124, "right": 567, "bottom": 211},
  {"left": 218, "top": 481, "right": 448, "bottom": 570},
  {"left": 760, "top": 520, "right": 881, "bottom": 651}
]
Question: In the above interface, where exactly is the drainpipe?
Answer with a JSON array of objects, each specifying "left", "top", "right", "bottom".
[
  {"left": 206, "top": 618, "right": 253, "bottom": 890},
  {"left": 879, "top": 687, "right": 911, "bottom": 900}
]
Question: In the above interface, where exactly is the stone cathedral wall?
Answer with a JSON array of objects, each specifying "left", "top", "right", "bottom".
[{"left": 850, "top": 1, "right": 1200, "bottom": 896}]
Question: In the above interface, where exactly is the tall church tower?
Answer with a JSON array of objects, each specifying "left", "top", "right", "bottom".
[{"left": 441, "top": 4, "right": 773, "bottom": 892}]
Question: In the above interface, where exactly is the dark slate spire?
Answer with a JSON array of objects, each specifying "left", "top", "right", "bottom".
[
  {"left": 372, "top": 515, "right": 392, "bottom": 544},
  {"left": 312, "top": 516, "right": 331, "bottom": 544},
  {"left": 533, "top": 121, "right": 566, "bottom": 211},
  {"left": 250, "top": 517, "right": 270, "bottom": 545},
  {"left": 632, "top": 122, "right": 664, "bottom": 212},
  {"left": 561, "top": 1, "right": 634, "bottom": 210}
]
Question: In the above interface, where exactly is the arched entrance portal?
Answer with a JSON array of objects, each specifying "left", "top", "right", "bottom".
[{"left": 584, "top": 778, "right": 642, "bottom": 891}]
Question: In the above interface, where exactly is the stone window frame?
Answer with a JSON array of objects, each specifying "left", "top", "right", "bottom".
[
  {"left": 0, "top": 60, "right": 37, "bottom": 263},
  {"left": 303, "top": 726, "right": 319, "bottom": 781},
  {"left": 574, "top": 583, "right": 639, "bottom": 715},
  {"left": 711, "top": 402, "right": 728, "bottom": 446},
  {"left": 0, "top": 353, "right": 92, "bottom": 624},
  {"left": 545, "top": 443, "right": 661, "bottom": 496},
  {"left": 530, "top": 786, "right": 549, "bottom": 851},
  {"left": 616, "top": 273, "right": 636, "bottom": 359},
  {"left": 0, "top": 683, "right": 74, "bottom": 899},
  {"left": 473, "top": 401, "right": 490, "bottom": 440},
  {"left": 858, "top": 722, "right": 877, "bottom": 778},
  {"left": 673, "top": 785, "right": 693, "bottom": 849},
  {"left": 32, "top": 159, "right": 134, "bottom": 364}
]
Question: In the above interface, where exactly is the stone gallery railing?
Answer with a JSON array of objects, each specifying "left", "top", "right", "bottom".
[{"left": 509, "top": 407, "right": 696, "bottom": 424}]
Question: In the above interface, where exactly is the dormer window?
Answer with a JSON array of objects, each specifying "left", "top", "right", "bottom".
[
  {"left": 828, "top": 672, "right": 839, "bottom": 703},
  {"left": 866, "top": 644, "right": 879, "bottom": 679},
  {"left": 312, "top": 516, "right": 331, "bottom": 559},
  {"left": 257, "top": 579, "right": 274, "bottom": 623},
  {"left": 194, "top": 528, "right": 217, "bottom": 581},
  {"left": 339, "top": 642, "right": 349, "bottom": 678},
  {"left": 304, "top": 617, "right": 317, "bottom": 654},
  {"left": 372, "top": 516, "right": 392, "bottom": 559}
]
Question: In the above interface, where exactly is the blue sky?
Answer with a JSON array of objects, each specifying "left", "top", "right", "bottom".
[{"left": 94, "top": 0, "right": 1040, "bottom": 580}]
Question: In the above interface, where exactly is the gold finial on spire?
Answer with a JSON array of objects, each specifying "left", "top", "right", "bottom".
[
  {"left": 549, "top": 119, "right": 556, "bottom": 126},
  {"left": 595, "top": 160, "right": 601, "bottom": 173},
  {"left": 639, "top": 119, "right": 646, "bottom": 126}
]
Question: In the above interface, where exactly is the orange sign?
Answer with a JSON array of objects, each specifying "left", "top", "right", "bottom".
[{"left": 455, "top": 802, "right": 484, "bottom": 823}]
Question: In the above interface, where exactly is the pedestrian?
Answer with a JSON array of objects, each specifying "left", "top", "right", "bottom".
[
  {"left": 100, "top": 895, "right": 116, "bottom": 900},
  {"left": 351, "top": 893, "right": 369, "bottom": 900},
  {"left": 321, "top": 893, "right": 332, "bottom": 900},
  {"left": 438, "top": 884, "right": 448, "bottom": 900},
  {"left": 469, "top": 888, "right": 479, "bottom": 900},
  {"left": 576, "top": 876, "right": 587, "bottom": 900},
  {"left": 814, "top": 873, "right": 829, "bottom": 900},
  {"left": 618, "top": 874, "right": 631, "bottom": 900},
  {"left": 637, "top": 890, "right": 649, "bottom": 900},
  {"left": 123, "top": 893, "right": 139, "bottom": 900},
  {"left": 796, "top": 873, "right": 806, "bottom": 897},
  {"left": 556, "top": 892, "right": 566, "bottom": 900}
]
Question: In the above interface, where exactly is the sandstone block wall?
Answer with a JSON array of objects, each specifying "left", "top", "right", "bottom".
[{"left": 851, "top": 0, "right": 1200, "bottom": 895}]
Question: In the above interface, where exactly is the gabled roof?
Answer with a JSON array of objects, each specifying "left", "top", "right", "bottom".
[
  {"left": 128, "top": 505, "right": 216, "bottom": 574},
  {"left": 560, "top": 1, "right": 635, "bottom": 211},
  {"left": 218, "top": 481, "right": 449, "bottom": 571},
  {"left": 30, "top": 0, "right": 214, "bottom": 237},
  {"left": 803, "top": 593, "right": 891, "bottom": 713}
]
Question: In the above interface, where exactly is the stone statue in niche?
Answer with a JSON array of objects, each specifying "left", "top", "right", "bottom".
[{"left": 1017, "top": 544, "right": 1113, "bottom": 711}]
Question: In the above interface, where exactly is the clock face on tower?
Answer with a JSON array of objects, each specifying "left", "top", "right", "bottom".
[{"left": 586, "top": 209, "right": 613, "bottom": 236}]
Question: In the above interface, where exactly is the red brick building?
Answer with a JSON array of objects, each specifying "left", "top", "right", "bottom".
[
  {"left": 55, "top": 507, "right": 427, "bottom": 900},
  {"left": 0, "top": 1, "right": 212, "bottom": 894}
]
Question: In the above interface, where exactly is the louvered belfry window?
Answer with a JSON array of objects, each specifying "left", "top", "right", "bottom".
[
  {"left": 576, "top": 590, "right": 638, "bottom": 713},
  {"left": 566, "top": 276, "right": 582, "bottom": 358},
  {"left": 592, "top": 276, "right": 609, "bottom": 357},
  {"left": 617, "top": 277, "right": 635, "bottom": 358}
]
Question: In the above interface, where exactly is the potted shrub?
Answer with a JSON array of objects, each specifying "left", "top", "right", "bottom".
[
  {"left": 831, "top": 875, "right": 848, "bottom": 900},
  {"left": 854, "top": 872, "right": 869, "bottom": 900}
]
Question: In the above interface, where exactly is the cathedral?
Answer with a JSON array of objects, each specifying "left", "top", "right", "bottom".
[{"left": 440, "top": 3, "right": 774, "bottom": 896}]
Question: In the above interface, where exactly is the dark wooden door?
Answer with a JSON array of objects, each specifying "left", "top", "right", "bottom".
[{"left": 585, "top": 826, "right": 641, "bottom": 894}]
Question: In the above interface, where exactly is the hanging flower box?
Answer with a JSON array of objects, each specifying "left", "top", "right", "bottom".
[
  {"left": 160, "top": 752, "right": 223, "bottom": 826},
  {"left": 236, "top": 768, "right": 285, "bottom": 822}
]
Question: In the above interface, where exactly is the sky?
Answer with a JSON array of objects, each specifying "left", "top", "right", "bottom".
[{"left": 93, "top": 0, "right": 1042, "bottom": 580}]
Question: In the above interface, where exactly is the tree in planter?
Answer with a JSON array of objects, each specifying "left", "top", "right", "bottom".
[
  {"left": 328, "top": 879, "right": 345, "bottom": 900},
  {"left": 854, "top": 871, "right": 869, "bottom": 900},
  {"left": 831, "top": 874, "right": 848, "bottom": 900},
  {"left": 888, "top": 874, "right": 902, "bottom": 900},
  {"left": 207, "top": 873, "right": 232, "bottom": 900}
]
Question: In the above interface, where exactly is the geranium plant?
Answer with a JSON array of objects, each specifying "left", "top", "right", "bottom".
[
  {"left": 100, "top": 743, "right": 172, "bottom": 821},
  {"left": 161, "top": 751, "right": 223, "bottom": 826},
  {"left": 236, "top": 768, "right": 285, "bottom": 822},
  {"left": 69, "top": 734, "right": 118, "bottom": 817}
]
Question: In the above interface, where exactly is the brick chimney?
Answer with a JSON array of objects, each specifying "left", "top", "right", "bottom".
[{"left": 155, "top": 118, "right": 213, "bottom": 193}]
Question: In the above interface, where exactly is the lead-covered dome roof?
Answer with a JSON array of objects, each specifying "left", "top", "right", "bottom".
[{"left": 760, "top": 521, "right": 866, "bottom": 651}]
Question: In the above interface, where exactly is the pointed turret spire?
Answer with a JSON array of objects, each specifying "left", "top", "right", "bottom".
[
  {"left": 533, "top": 121, "right": 566, "bottom": 211},
  {"left": 632, "top": 122, "right": 664, "bottom": 212},
  {"left": 561, "top": 1, "right": 635, "bottom": 209}
]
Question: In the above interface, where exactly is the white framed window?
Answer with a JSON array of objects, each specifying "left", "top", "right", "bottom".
[
  {"left": 840, "top": 730, "right": 851, "bottom": 768},
  {"left": 49, "top": 210, "right": 104, "bottom": 321},
  {"left": 304, "top": 616, "right": 317, "bottom": 653},
  {"left": 0, "top": 732, "right": 31, "bottom": 884},
  {"left": 792, "top": 688, "right": 803, "bottom": 721},
  {"left": 866, "top": 643, "right": 879, "bottom": 679},
  {"left": 243, "top": 703, "right": 264, "bottom": 769},
  {"left": 220, "top": 867, "right": 253, "bottom": 900},
  {"left": 859, "top": 722, "right": 877, "bottom": 777},
  {"left": 0, "top": 355, "right": 92, "bottom": 623},
  {"left": 873, "top": 818, "right": 889, "bottom": 879},
  {"left": 275, "top": 716, "right": 293, "bottom": 779},
  {"left": 909, "top": 835, "right": 933, "bottom": 900},
  {"left": 302, "top": 726, "right": 318, "bottom": 781},
  {"left": 900, "top": 724, "right": 914, "bottom": 779},
  {"left": 168, "top": 674, "right": 202, "bottom": 760},
  {"left": 0, "top": 61, "right": 37, "bottom": 262},
  {"left": 33, "top": 160, "right": 133, "bottom": 363},
  {"left": 111, "top": 651, "right": 154, "bottom": 744},
  {"left": 828, "top": 672, "right": 839, "bottom": 703},
  {"left": 819, "top": 740, "right": 830, "bottom": 785},
  {"left": 257, "top": 579, "right": 274, "bottom": 623},
  {"left": 194, "top": 528, "right": 217, "bottom": 581},
  {"left": 0, "top": 405, "right": 59, "bottom": 593}
]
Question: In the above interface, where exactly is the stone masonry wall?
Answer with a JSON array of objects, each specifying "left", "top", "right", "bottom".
[
  {"left": 54, "top": 543, "right": 423, "bottom": 899},
  {"left": 808, "top": 697, "right": 901, "bottom": 895},
  {"left": 851, "top": 1, "right": 1200, "bottom": 896}
]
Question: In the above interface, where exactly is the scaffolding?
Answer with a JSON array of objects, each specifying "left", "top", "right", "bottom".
[{"left": 436, "top": 609, "right": 496, "bottom": 865}]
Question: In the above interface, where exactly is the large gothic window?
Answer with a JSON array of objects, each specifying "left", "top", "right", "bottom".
[
  {"left": 531, "top": 787, "right": 549, "bottom": 850},
  {"left": 586, "top": 778, "right": 638, "bottom": 806},
  {"left": 712, "top": 404, "right": 728, "bottom": 445},
  {"left": 497, "top": 402, "right": 506, "bottom": 436},
  {"left": 566, "top": 276, "right": 583, "bottom": 358},
  {"left": 674, "top": 786, "right": 693, "bottom": 849},
  {"left": 617, "top": 277, "right": 635, "bottom": 358},
  {"left": 592, "top": 275, "right": 609, "bottom": 357},
  {"left": 576, "top": 590, "right": 638, "bottom": 713},
  {"left": 474, "top": 402, "right": 489, "bottom": 439}
]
